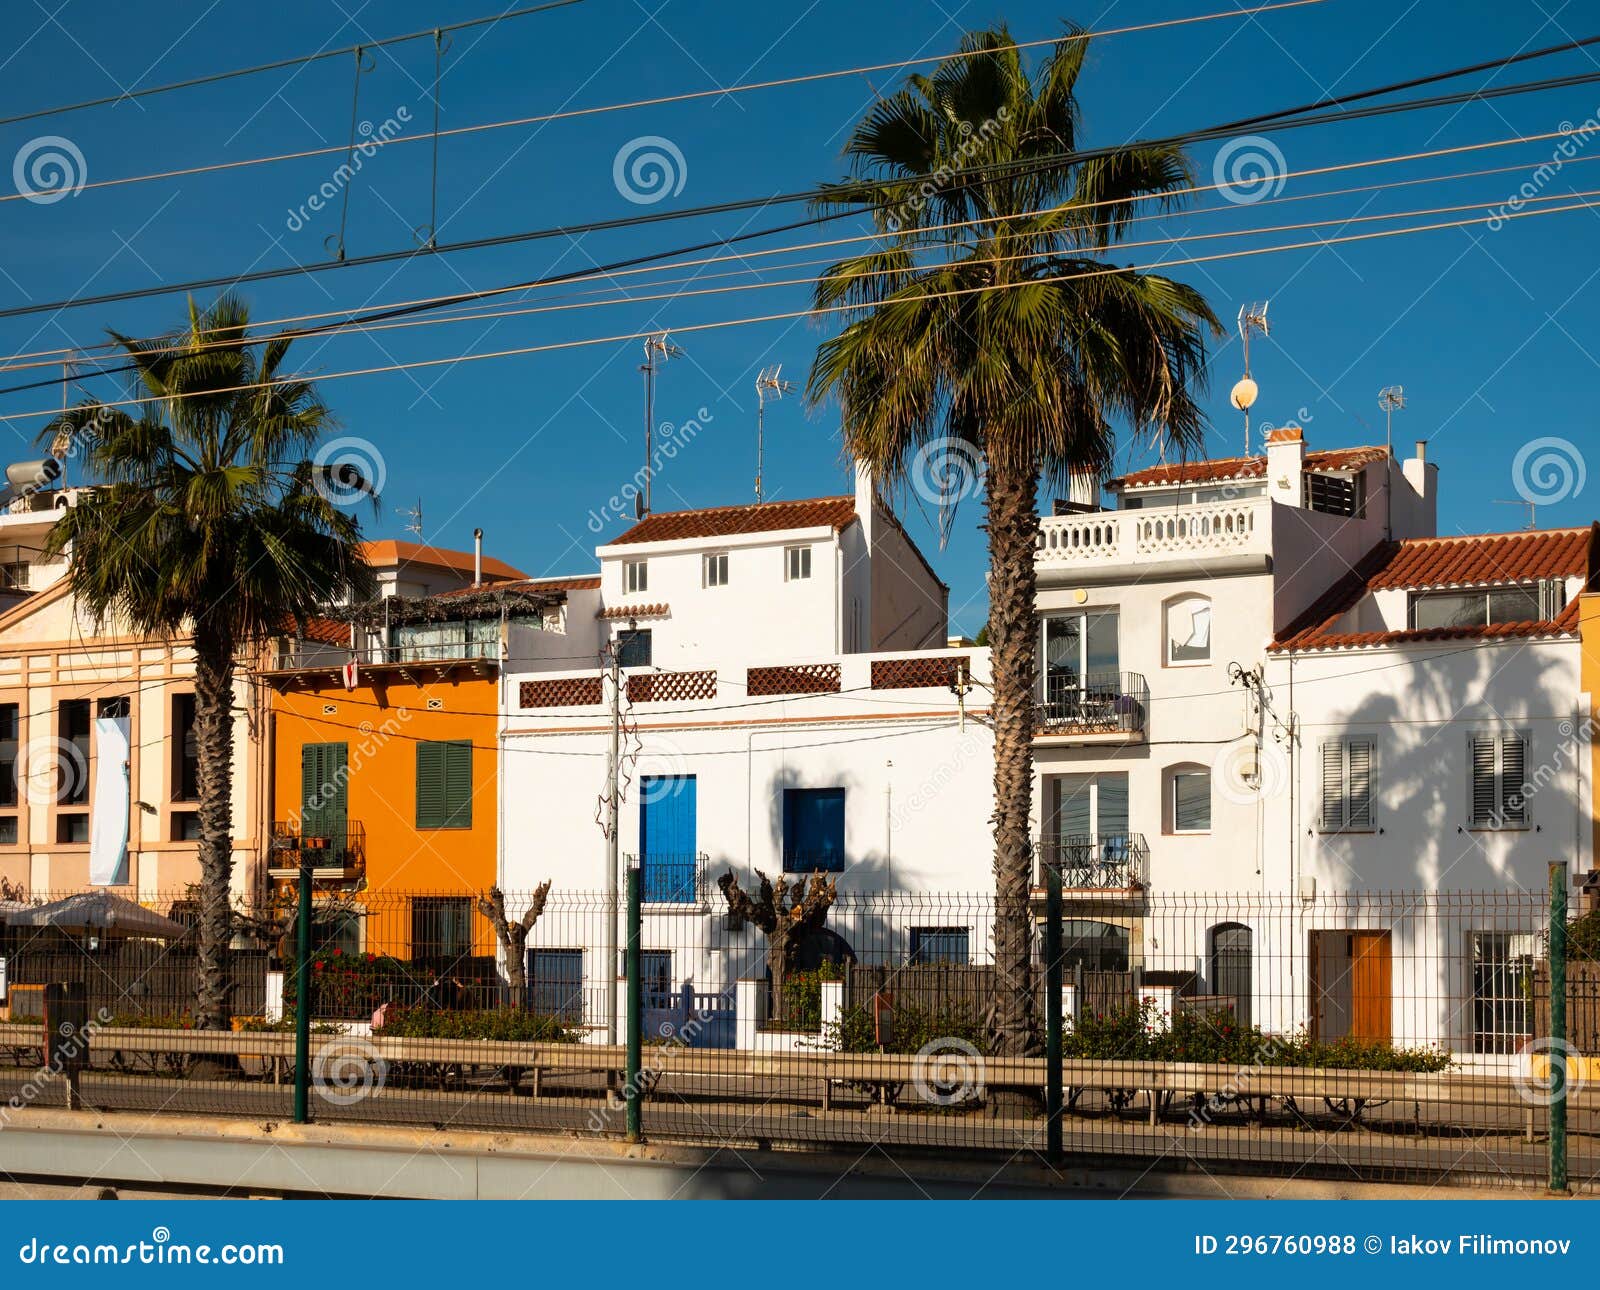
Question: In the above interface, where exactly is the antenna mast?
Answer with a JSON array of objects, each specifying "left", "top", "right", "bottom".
[
  {"left": 1232, "top": 302, "right": 1270, "bottom": 456},
  {"left": 397, "top": 499, "right": 424, "bottom": 539},
  {"left": 639, "top": 332, "right": 683, "bottom": 517},
  {"left": 754, "top": 364, "right": 796, "bottom": 503}
]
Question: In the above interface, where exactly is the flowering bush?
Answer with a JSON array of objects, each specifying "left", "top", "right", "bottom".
[
  {"left": 372, "top": 1006, "right": 572, "bottom": 1042},
  {"left": 282, "top": 949, "right": 415, "bottom": 1019}
]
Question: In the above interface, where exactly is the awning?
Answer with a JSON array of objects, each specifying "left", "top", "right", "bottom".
[{"left": 7, "top": 891, "right": 191, "bottom": 940}]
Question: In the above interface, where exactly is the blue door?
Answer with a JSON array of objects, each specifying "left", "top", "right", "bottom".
[{"left": 639, "top": 776, "right": 697, "bottom": 902}]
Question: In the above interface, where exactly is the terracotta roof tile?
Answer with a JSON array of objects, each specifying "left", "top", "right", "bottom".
[
  {"left": 436, "top": 574, "right": 599, "bottom": 597},
  {"left": 359, "top": 539, "right": 527, "bottom": 581},
  {"left": 1272, "top": 526, "right": 1594, "bottom": 652},
  {"left": 1110, "top": 445, "right": 1389, "bottom": 489},
  {"left": 606, "top": 496, "right": 856, "bottom": 546},
  {"left": 597, "top": 603, "right": 668, "bottom": 620},
  {"left": 296, "top": 617, "right": 350, "bottom": 646}
]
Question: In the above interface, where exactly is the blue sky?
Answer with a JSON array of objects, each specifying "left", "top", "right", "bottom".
[{"left": 0, "top": 0, "right": 1597, "bottom": 637}]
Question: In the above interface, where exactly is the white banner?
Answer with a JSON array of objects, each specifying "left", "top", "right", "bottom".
[{"left": 89, "top": 714, "right": 130, "bottom": 886}]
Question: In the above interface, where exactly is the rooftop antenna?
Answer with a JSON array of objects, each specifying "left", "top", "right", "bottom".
[
  {"left": 1232, "top": 301, "right": 1270, "bottom": 456},
  {"left": 1492, "top": 498, "right": 1537, "bottom": 530},
  {"left": 1377, "top": 386, "right": 1406, "bottom": 541},
  {"left": 639, "top": 331, "right": 683, "bottom": 517},
  {"left": 396, "top": 498, "right": 424, "bottom": 539},
  {"left": 754, "top": 364, "right": 796, "bottom": 504}
]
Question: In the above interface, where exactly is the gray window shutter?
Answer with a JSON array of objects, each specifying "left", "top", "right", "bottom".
[
  {"left": 1501, "top": 735, "right": 1527, "bottom": 824},
  {"left": 1346, "top": 740, "right": 1373, "bottom": 829},
  {"left": 1320, "top": 742, "right": 1345, "bottom": 830},
  {"left": 1469, "top": 735, "right": 1497, "bottom": 826}
]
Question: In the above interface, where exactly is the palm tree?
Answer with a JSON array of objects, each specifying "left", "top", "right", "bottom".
[
  {"left": 40, "top": 294, "right": 375, "bottom": 1029},
  {"left": 808, "top": 26, "right": 1219, "bottom": 1060}
]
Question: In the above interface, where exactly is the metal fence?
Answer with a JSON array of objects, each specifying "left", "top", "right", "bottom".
[{"left": 0, "top": 885, "right": 1593, "bottom": 1191}]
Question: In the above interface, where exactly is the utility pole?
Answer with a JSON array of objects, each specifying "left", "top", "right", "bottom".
[
  {"left": 1549, "top": 860, "right": 1569, "bottom": 1194},
  {"left": 603, "top": 637, "right": 623, "bottom": 1046},
  {"left": 293, "top": 855, "right": 312, "bottom": 1124}
]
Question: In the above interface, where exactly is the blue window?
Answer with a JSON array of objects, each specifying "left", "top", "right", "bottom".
[
  {"left": 639, "top": 775, "right": 698, "bottom": 903},
  {"left": 910, "top": 927, "right": 970, "bottom": 965},
  {"left": 782, "top": 787, "right": 845, "bottom": 872},
  {"left": 640, "top": 950, "right": 673, "bottom": 1010},
  {"left": 529, "top": 949, "right": 583, "bottom": 1021}
]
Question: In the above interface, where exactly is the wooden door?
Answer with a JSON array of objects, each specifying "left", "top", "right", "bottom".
[{"left": 1349, "top": 930, "right": 1392, "bottom": 1042}]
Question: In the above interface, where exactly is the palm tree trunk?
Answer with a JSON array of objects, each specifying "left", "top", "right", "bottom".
[
  {"left": 985, "top": 453, "right": 1041, "bottom": 1060},
  {"left": 192, "top": 620, "right": 237, "bottom": 1030}
]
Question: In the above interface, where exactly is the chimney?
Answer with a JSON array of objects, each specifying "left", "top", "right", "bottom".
[
  {"left": 1264, "top": 425, "right": 1307, "bottom": 506},
  {"left": 1068, "top": 470, "right": 1100, "bottom": 511},
  {"left": 853, "top": 460, "right": 877, "bottom": 553},
  {"left": 473, "top": 527, "right": 483, "bottom": 586},
  {"left": 1401, "top": 440, "right": 1438, "bottom": 538}
]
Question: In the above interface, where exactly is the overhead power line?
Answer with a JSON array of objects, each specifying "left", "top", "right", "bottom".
[
  {"left": 0, "top": 0, "right": 588, "bottom": 130},
  {"left": 3, "top": 192, "right": 1594, "bottom": 426},
  {"left": 0, "top": 31, "right": 1596, "bottom": 347}
]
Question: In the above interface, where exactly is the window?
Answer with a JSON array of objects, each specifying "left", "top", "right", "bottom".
[
  {"left": 170, "top": 812, "right": 201, "bottom": 842},
  {"left": 391, "top": 617, "right": 500, "bottom": 662},
  {"left": 785, "top": 546, "right": 812, "bottom": 581},
  {"left": 1165, "top": 596, "right": 1211, "bottom": 664},
  {"left": 0, "top": 702, "right": 16, "bottom": 845},
  {"left": 640, "top": 949, "right": 673, "bottom": 1010},
  {"left": 311, "top": 907, "right": 363, "bottom": 959},
  {"left": 171, "top": 693, "right": 198, "bottom": 802},
  {"left": 1469, "top": 733, "right": 1528, "bottom": 827},
  {"left": 1319, "top": 739, "right": 1374, "bottom": 831},
  {"left": 1409, "top": 585, "right": 1544, "bottom": 630},
  {"left": 909, "top": 927, "right": 970, "bottom": 965},
  {"left": 416, "top": 740, "right": 472, "bottom": 829},
  {"left": 1040, "top": 610, "right": 1119, "bottom": 706},
  {"left": 623, "top": 559, "right": 648, "bottom": 594},
  {"left": 703, "top": 552, "right": 729, "bottom": 587},
  {"left": 1061, "top": 920, "right": 1130, "bottom": 972},
  {"left": 1209, "top": 924, "right": 1253, "bottom": 1026},
  {"left": 57, "top": 698, "right": 90, "bottom": 806},
  {"left": 1169, "top": 768, "right": 1211, "bottom": 833},
  {"left": 0, "top": 562, "right": 28, "bottom": 591},
  {"left": 1471, "top": 931, "right": 1535, "bottom": 1054},
  {"left": 616, "top": 628, "right": 652, "bottom": 669},
  {"left": 782, "top": 787, "right": 845, "bottom": 872},
  {"left": 412, "top": 896, "right": 472, "bottom": 964},
  {"left": 529, "top": 948, "right": 584, "bottom": 1020},
  {"left": 1302, "top": 471, "right": 1364, "bottom": 517}
]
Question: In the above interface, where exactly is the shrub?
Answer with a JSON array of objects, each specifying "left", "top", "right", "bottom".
[
  {"left": 780, "top": 961, "right": 844, "bottom": 1031},
  {"left": 827, "top": 1000, "right": 988, "bottom": 1055},
  {"left": 372, "top": 1006, "right": 572, "bottom": 1043},
  {"left": 281, "top": 949, "right": 415, "bottom": 1018}
]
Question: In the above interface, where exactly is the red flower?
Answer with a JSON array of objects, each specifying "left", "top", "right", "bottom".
[
  {"left": 332, "top": 947, "right": 343, "bottom": 956},
  {"left": 314, "top": 960, "right": 325, "bottom": 971}
]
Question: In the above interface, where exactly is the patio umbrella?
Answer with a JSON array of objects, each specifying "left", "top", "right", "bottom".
[
  {"left": 0, "top": 900, "right": 30, "bottom": 924},
  {"left": 7, "top": 891, "right": 191, "bottom": 940}
]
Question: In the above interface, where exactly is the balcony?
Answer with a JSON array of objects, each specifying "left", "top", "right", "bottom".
[
  {"left": 267, "top": 821, "right": 367, "bottom": 881},
  {"left": 1035, "top": 498, "right": 1270, "bottom": 577},
  {"left": 1035, "top": 671, "right": 1147, "bottom": 740},
  {"left": 1035, "top": 832, "right": 1150, "bottom": 891},
  {"left": 631, "top": 852, "right": 709, "bottom": 905}
]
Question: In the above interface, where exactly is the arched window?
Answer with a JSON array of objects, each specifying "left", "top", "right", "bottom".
[
  {"left": 1165, "top": 594, "right": 1212, "bottom": 664},
  {"left": 1209, "top": 923, "right": 1253, "bottom": 1026}
]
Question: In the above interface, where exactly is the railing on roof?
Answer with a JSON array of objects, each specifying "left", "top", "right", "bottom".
[{"left": 1036, "top": 497, "right": 1269, "bottom": 566}]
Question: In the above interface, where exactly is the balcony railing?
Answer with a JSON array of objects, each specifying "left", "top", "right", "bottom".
[
  {"left": 1036, "top": 498, "right": 1269, "bottom": 569},
  {"left": 1036, "top": 671, "right": 1148, "bottom": 736},
  {"left": 632, "top": 852, "right": 709, "bottom": 904},
  {"left": 1036, "top": 832, "right": 1150, "bottom": 889},
  {"left": 268, "top": 821, "right": 367, "bottom": 878}
]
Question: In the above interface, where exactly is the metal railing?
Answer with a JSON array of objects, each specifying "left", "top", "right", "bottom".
[
  {"left": 1036, "top": 671, "right": 1148, "bottom": 735},
  {"left": 631, "top": 852, "right": 709, "bottom": 904},
  {"left": 267, "top": 821, "right": 367, "bottom": 876},
  {"left": 1035, "top": 832, "right": 1150, "bottom": 889}
]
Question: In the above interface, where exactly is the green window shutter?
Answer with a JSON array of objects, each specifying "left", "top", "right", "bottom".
[
  {"left": 301, "top": 742, "right": 348, "bottom": 839},
  {"left": 444, "top": 741, "right": 472, "bottom": 828},
  {"left": 416, "top": 742, "right": 445, "bottom": 829}
]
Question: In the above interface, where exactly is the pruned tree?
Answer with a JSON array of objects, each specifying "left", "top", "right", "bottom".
[
  {"left": 0, "top": 876, "right": 30, "bottom": 904},
  {"left": 477, "top": 882, "right": 552, "bottom": 1009},
  {"left": 718, "top": 869, "right": 838, "bottom": 1021}
]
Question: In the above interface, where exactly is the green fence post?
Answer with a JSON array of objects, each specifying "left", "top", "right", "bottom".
[
  {"left": 1045, "top": 861, "right": 1064, "bottom": 1164},
  {"left": 293, "top": 859, "right": 313, "bottom": 1125},
  {"left": 625, "top": 858, "right": 643, "bottom": 1143},
  {"left": 1549, "top": 860, "right": 1569, "bottom": 1194}
]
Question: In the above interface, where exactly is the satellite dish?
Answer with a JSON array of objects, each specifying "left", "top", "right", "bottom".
[{"left": 1230, "top": 378, "right": 1259, "bottom": 412}]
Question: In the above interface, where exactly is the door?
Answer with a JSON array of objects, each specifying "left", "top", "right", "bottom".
[
  {"left": 1041, "top": 611, "right": 1119, "bottom": 712},
  {"left": 1210, "top": 923, "right": 1253, "bottom": 1026},
  {"left": 300, "top": 742, "right": 348, "bottom": 845},
  {"left": 1309, "top": 930, "right": 1391, "bottom": 1042},
  {"left": 1349, "top": 931, "right": 1392, "bottom": 1043},
  {"left": 639, "top": 775, "right": 696, "bottom": 902}
]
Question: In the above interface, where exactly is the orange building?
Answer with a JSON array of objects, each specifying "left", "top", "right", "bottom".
[{"left": 263, "top": 574, "right": 569, "bottom": 961}]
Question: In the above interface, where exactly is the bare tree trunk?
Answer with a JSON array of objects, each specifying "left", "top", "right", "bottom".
[
  {"left": 985, "top": 454, "right": 1040, "bottom": 1060},
  {"left": 718, "top": 870, "right": 836, "bottom": 1025},
  {"left": 192, "top": 620, "right": 237, "bottom": 1031},
  {"left": 478, "top": 883, "right": 552, "bottom": 1009}
]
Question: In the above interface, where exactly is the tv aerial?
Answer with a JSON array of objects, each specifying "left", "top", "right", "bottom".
[
  {"left": 754, "top": 364, "right": 797, "bottom": 504},
  {"left": 1231, "top": 302, "right": 1270, "bottom": 456}
]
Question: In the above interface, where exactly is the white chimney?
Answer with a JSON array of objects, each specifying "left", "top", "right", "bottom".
[
  {"left": 1264, "top": 425, "right": 1307, "bottom": 506},
  {"left": 473, "top": 527, "right": 483, "bottom": 585},
  {"left": 1401, "top": 440, "right": 1438, "bottom": 538},
  {"left": 853, "top": 460, "right": 877, "bottom": 553}
]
